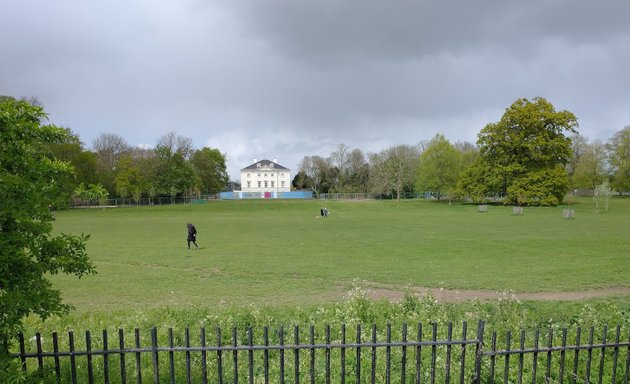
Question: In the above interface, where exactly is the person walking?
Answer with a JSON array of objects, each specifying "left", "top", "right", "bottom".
[{"left": 187, "top": 223, "right": 199, "bottom": 249}]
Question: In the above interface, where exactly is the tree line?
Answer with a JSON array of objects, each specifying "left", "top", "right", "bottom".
[
  {"left": 294, "top": 97, "right": 630, "bottom": 205},
  {"left": 45, "top": 125, "right": 230, "bottom": 204},
  {"left": 3, "top": 95, "right": 629, "bottom": 207}
]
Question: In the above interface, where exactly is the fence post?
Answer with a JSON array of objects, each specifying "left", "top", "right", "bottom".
[
  {"left": 473, "top": 320, "right": 485, "bottom": 384},
  {"left": 18, "top": 333, "right": 26, "bottom": 374},
  {"left": 134, "top": 329, "right": 142, "bottom": 384},
  {"left": 86, "top": 331, "right": 94, "bottom": 384},
  {"left": 118, "top": 329, "right": 126, "bottom": 384},
  {"left": 459, "top": 322, "right": 467, "bottom": 384},
  {"left": 356, "top": 324, "right": 362, "bottom": 384},
  {"left": 102, "top": 330, "right": 109, "bottom": 384},
  {"left": 150, "top": 327, "right": 159, "bottom": 384}
]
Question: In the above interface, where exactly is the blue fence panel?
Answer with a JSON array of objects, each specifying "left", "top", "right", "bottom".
[{"left": 219, "top": 191, "right": 312, "bottom": 200}]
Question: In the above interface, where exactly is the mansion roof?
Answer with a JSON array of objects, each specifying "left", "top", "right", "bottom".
[{"left": 241, "top": 159, "right": 289, "bottom": 171}]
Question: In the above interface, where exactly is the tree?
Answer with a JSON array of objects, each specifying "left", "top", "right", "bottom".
[
  {"left": 292, "top": 170, "right": 311, "bottom": 190},
  {"left": 346, "top": 148, "right": 370, "bottom": 193},
  {"left": 298, "top": 155, "right": 330, "bottom": 196},
  {"left": 0, "top": 97, "right": 95, "bottom": 377},
  {"left": 567, "top": 134, "right": 589, "bottom": 189},
  {"left": 127, "top": 146, "right": 159, "bottom": 201},
  {"left": 92, "top": 133, "right": 130, "bottom": 195},
  {"left": 156, "top": 131, "right": 194, "bottom": 160},
  {"left": 415, "top": 134, "right": 462, "bottom": 202},
  {"left": 328, "top": 143, "right": 350, "bottom": 192},
  {"left": 369, "top": 145, "right": 420, "bottom": 200},
  {"left": 44, "top": 128, "right": 100, "bottom": 204},
  {"left": 571, "top": 139, "right": 607, "bottom": 190},
  {"left": 457, "top": 157, "right": 503, "bottom": 203},
  {"left": 153, "top": 133, "right": 197, "bottom": 197},
  {"left": 468, "top": 97, "right": 577, "bottom": 206},
  {"left": 593, "top": 179, "right": 613, "bottom": 212},
  {"left": 454, "top": 141, "right": 479, "bottom": 172},
  {"left": 607, "top": 125, "right": 630, "bottom": 195},
  {"left": 191, "top": 147, "right": 229, "bottom": 194},
  {"left": 115, "top": 155, "right": 146, "bottom": 205},
  {"left": 74, "top": 183, "right": 109, "bottom": 207}
]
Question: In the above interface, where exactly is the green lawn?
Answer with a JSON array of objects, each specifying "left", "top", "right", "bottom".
[{"left": 49, "top": 197, "right": 630, "bottom": 313}]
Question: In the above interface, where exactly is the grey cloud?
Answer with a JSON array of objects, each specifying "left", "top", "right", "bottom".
[
  {"left": 1, "top": 0, "right": 629, "bottom": 179},
  {"left": 220, "top": 0, "right": 628, "bottom": 65}
]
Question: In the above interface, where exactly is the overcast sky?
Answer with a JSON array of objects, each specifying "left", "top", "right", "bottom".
[{"left": 2, "top": 0, "right": 629, "bottom": 179}]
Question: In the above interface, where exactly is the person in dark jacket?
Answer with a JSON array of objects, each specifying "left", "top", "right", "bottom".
[{"left": 187, "top": 223, "right": 198, "bottom": 249}]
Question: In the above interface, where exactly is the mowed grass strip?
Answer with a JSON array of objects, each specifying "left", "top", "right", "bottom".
[{"left": 50, "top": 198, "right": 630, "bottom": 311}]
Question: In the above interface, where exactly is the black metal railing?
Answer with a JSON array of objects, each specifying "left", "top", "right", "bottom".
[{"left": 13, "top": 321, "right": 630, "bottom": 383}]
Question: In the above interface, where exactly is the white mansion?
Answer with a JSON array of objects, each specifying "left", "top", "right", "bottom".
[{"left": 240, "top": 159, "right": 291, "bottom": 193}]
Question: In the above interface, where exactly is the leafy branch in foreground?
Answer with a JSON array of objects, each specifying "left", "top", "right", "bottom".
[{"left": 0, "top": 96, "right": 96, "bottom": 379}]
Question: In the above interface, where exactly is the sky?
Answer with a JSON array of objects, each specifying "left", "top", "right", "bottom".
[{"left": 2, "top": 0, "right": 629, "bottom": 180}]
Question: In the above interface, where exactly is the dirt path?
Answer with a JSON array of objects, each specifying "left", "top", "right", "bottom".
[{"left": 365, "top": 286, "right": 630, "bottom": 302}]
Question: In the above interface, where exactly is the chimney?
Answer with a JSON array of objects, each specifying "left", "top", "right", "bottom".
[
  {"left": 253, "top": 158, "right": 257, "bottom": 163},
  {"left": 273, "top": 158, "right": 277, "bottom": 163}
]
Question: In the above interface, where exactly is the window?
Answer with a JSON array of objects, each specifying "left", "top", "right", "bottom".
[
  {"left": 247, "top": 181, "right": 251, "bottom": 188},
  {"left": 271, "top": 181, "right": 275, "bottom": 188},
  {"left": 247, "top": 173, "right": 251, "bottom": 178},
  {"left": 281, "top": 181, "right": 285, "bottom": 187},
  {"left": 257, "top": 181, "right": 261, "bottom": 187},
  {"left": 264, "top": 181, "right": 268, "bottom": 188}
]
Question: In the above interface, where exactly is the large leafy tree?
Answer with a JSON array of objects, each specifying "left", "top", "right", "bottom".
[
  {"left": 153, "top": 132, "right": 197, "bottom": 196},
  {"left": 291, "top": 170, "right": 310, "bottom": 190},
  {"left": 457, "top": 157, "right": 503, "bottom": 203},
  {"left": 191, "top": 147, "right": 229, "bottom": 194},
  {"left": 467, "top": 97, "right": 577, "bottom": 206},
  {"left": 607, "top": 125, "right": 630, "bottom": 195},
  {"left": 415, "top": 134, "right": 462, "bottom": 201},
  {"left": 0, "top": 97, "right": 95, "bottom": 376},
  {"left": 115, "top": 154, "right": 147, "bottom": 204}
]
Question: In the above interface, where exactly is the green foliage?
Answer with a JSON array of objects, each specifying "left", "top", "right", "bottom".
[
  {"left": 73, "top": 183, "right": 109, "bottom": 205},
  {"left": 570, "top": 139, "right": 607, "bottom": 189},
  {"left": 466, "top": 97, "right": 577, "bottom": 205},
  {"left": 114, "top": 155, "right": 146, "bottom": 203},
  {"left": 154, "top": 146, "right": 196, "bottom": 196},
  {"left": 0, "top": 97, "right": 96, "bottom": 378},
  {"left": 92, "top": 133, "right": 131, "bottom": 196},
  {"left": 456, "top": 158, "right": 502, "bottom": 203},
  {"left": 415, "top": 134, "right": 462, "bottom": 200},
  {"left": 607, "top": 125, "right": 630, "bottom": 195},
  {"left": 506, "top": 165, "right": 569, "bottom": 206},
  {"left": 191, "top": 147, "right": 229, "bottom": 194}
]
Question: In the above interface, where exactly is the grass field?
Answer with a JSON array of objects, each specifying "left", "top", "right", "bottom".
[{"left": 48, "top": 197, "right": 630, "bottom": 313}]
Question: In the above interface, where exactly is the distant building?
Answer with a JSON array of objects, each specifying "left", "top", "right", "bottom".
[{"left": 240, "top": 159, "right": 291, "bottom": 193}]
